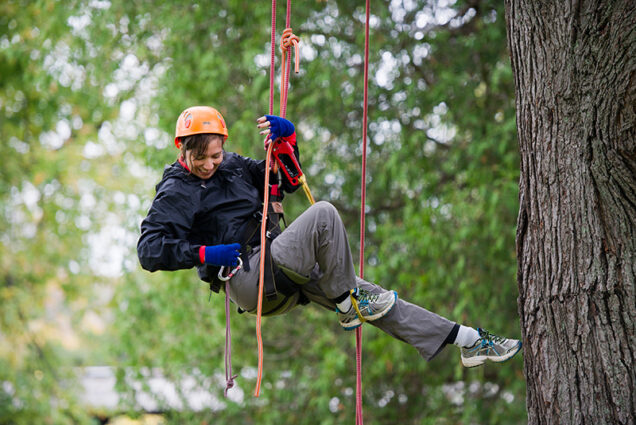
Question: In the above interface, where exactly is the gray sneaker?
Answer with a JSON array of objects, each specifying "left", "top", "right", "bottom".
[
  {"left": 461, "top": 328, "right": 522, "bottom": 368},
  {"left": 337, "top": 288, "right": 397, "bottom": 330}
]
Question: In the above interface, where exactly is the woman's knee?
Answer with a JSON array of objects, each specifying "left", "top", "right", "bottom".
[{"left": 310, "top": 201, "right": 339, "bottom": 219}]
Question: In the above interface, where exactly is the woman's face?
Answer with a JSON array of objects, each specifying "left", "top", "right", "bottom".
[{"left": 185, "top": 137, "right": 224, "bottom": 179}]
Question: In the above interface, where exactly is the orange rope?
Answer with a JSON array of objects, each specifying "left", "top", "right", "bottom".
[
  {"left": 280, "top": 28, "right": 299, "bottom": 116},
  {"left": 254, "top": 141, "right": 274, "bottom": 397},
  {"left": 255, "top": 0, "right": 300, "bottom": 399},
  {"left": 281, "top": 28, "right": 300, "bottom": 73},
  {"left": 254, "top": 0, "right": 278, "bottom": 397}
]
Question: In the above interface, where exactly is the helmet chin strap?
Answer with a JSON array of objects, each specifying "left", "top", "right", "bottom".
[{"left": 178, "top": 155, "right": 191, "bottom": 172}]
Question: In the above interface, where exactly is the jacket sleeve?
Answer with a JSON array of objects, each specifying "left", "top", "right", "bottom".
[{"left": 137, "top": 184, "right": 201, "bottom": 272}]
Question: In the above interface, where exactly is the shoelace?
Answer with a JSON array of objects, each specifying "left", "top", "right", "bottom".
[
  {"left": 480, "top": 329, "right": 505, "bottom": 345},
  {"left": 355, "top": 289, "right": 380, "bottom": 303}
]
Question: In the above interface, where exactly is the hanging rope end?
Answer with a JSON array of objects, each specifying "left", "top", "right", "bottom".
[{"left": 224, "top": 374, "right": 239, "bottom": 398}]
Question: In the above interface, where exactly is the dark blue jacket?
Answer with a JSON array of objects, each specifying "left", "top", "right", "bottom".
[{"left": 137, "top": 149, "right": 299, "bottom": 278}]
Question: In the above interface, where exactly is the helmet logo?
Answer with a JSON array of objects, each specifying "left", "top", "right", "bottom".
[
  {"left": 184, "top": 112, "right": 193, "bottom": 129},
  {"left": 217, "top": 112, "right": 226, "bottom": 128}
]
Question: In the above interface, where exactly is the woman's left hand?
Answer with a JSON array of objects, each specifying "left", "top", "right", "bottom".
[{"left": 257, "top": 115, "right": 295, "bottom": 143}]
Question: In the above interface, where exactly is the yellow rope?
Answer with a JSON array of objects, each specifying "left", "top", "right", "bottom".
[
  {"left": 349, "top": 289, "right": 367, "bottom": 323},
  {"left": 299, "top": 174, "right": 315, "bottom": 205}
]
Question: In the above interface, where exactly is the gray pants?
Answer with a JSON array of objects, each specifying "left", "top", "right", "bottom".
[{"left": 227, "top": 201, "right": 455, "bottom": 360}]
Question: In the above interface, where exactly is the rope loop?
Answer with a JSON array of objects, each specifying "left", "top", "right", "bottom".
[{"left": 280, "top": 28, "right": 300, "bottom": 73}]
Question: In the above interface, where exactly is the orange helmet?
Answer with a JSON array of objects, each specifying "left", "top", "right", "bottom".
[{"left": 174, "top": 106, "right": 228, "bottom": 147}]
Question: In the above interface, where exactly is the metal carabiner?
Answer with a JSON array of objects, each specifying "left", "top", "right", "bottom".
[{"left": 218, "top": 257, "right": 243, "bottom": 282}]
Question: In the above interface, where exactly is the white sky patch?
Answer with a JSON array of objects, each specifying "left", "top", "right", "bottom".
[
  {"left": 97, "top": 121, "right": 122, "bottom": 154},
  {"left": 415, "top": 10, "right": 433, "bottom": 28},
  {"left": 72, "top": 115, "right": 84, "bottom": 130},
  {"left": 21, "top": 182, "right": 41, "bottom": 215},
  {"left": 43, "top": 41, "right": 87, "bottom": 90},
  {"left": 9, "top": 136, "right": 30, "bottom": 154},
  {"left": 88, "top": 214, "right": 138, "bottom": 278},
  {"left": 39, "top": 119, "right": 72, "bottom": 150},
  {"left": 143, "top": 127, "right": 170, "bottom": 149},
  {"left": 5, "top": 183, "right": 42, "bottom": 240},
  {"left": 119, "top": 99, "right": 137, "bottom": 122},
  {"left": 412, "top": 43, "right": 431, "bottom": 65},
  {"left": 424, "top": 102, "right": 456, "bottom": 143},
  {"left": 299, "top": 41, "right": 317, "bottom": 62},
  {"left": 434, "top": 2, "right": 458, "bottom": 25},
  {"left": 89, "top": 0, "right": 111, "bottom": 10},
  {"left": 449, "top": 7, "right": 476, "bottom": 28},
  {"left": 427, "top": 123, "right": 456, "bottom": 143},
  {"left": 145, "top": 30, "right": 167, "bottom": 56},
  {"left": 83, "top": 141, "right": 105, "bottom": 158},
  {"left": 57, "top": 119, "right": 72, "bottom": 140},
  {"left": 67, "top": 13, "right": 91, "bottom": 35},
  {"left": 375, "top": 51, "right": 398, "bottom": 88},
  {"left": 372, "top": 119, "right": 403, "bottom": 146}
]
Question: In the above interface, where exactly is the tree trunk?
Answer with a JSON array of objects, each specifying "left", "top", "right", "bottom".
[{"left": 505, "top": 1, "right": 636, "bottom": 424}]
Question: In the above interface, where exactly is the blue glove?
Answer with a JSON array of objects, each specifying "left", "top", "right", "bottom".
[
  {"left": 204, "top": 243, "right": 241, "bottom": 267},
  {"left": 265, "top": 115, "right": 295, "bottom": 141}
]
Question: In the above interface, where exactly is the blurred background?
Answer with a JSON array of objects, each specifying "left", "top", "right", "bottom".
[{"left": 0, "top": 0, "right": 524, "bottom": 423}]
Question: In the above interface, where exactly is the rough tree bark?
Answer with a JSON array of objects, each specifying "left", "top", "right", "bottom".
[{"left": 505, "top": 1, "right": 635, "bottom": 424}]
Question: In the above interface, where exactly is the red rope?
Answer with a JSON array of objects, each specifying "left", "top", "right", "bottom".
[
  {"left": 280, "top": 0, "right": 297, "bottom": 117},
  {"left": 224, "top": 281, "right": 238, "bottom": 397},
  {"left": 356, "top": 1, "right": 371, "bottom": 423},
  {"left": 268, "top": 0, "right": 277, "bottom": 115}
]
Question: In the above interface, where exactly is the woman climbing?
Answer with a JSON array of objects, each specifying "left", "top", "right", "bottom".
[{"left": 137, "top": 105, "right": 522, "bottom": 368}]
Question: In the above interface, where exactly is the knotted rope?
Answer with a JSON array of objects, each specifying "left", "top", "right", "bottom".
[{"left": 280, "top": 27, "right": 300, "bottom": 112}]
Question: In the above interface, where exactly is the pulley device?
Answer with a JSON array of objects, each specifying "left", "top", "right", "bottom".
[
  {"left": 271, "top": 137, "right": 302, "bottom": 186},
  {"left": 269, "top": 136, "right": 315, "bottom": 204}
]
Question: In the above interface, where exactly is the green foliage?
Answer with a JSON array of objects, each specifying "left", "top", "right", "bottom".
[{"left": 1, "top": 0, "right": 525, "bottom": 423}]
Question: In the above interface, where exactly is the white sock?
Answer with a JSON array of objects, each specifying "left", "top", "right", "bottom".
[
  {"left": 336, "top": 295, "right": 353, "bottom": 312},
  {"left": 454, "top": 325, "right": 480, "bottom": 348}
]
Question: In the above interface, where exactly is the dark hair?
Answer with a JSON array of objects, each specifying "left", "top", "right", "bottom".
[{"left": 178, "top": 133, "right": 224, "bottom": 159}]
